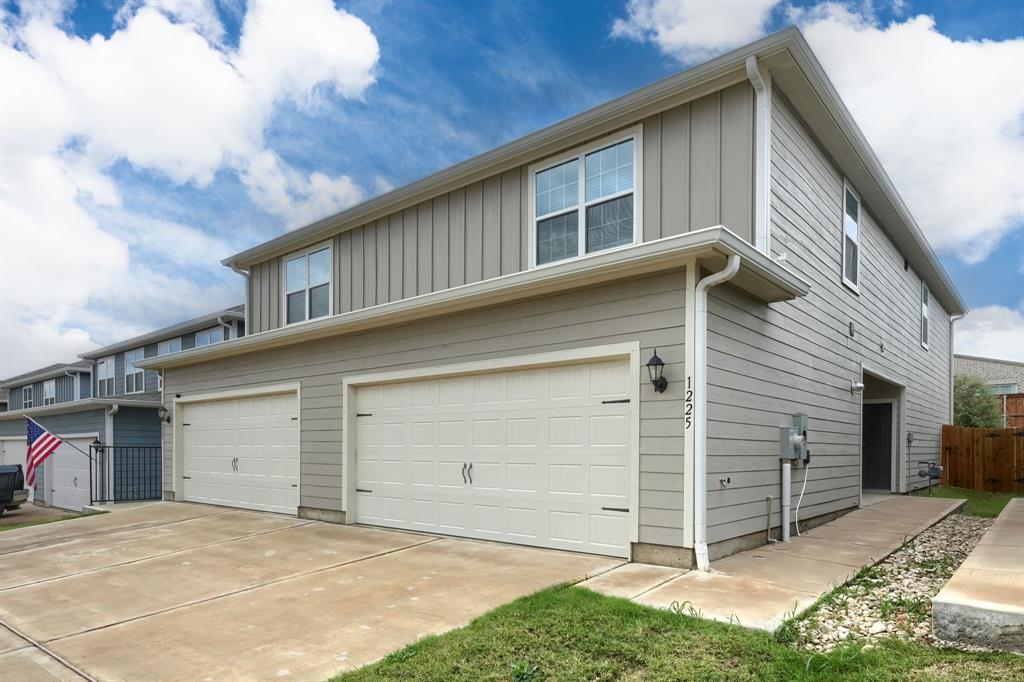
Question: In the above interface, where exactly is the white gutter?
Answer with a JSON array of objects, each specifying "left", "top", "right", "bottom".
[
  {"left": 693, "top": 254, "right": 742, "bottom": 570},
  {"left": 746, "top": 56, "right": 772, "bottom": 255}
]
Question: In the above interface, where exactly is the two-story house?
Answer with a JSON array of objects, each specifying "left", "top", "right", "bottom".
[
  {"left": 139, "top": 28, "right": 966, "bottom": 568},
  {"left": 0, "top": 305, "right": 244, "bottom": 511}
]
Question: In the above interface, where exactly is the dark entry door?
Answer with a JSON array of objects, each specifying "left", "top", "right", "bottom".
[{"left": 862, "top": 402, "right": 893, "bottom": 490}]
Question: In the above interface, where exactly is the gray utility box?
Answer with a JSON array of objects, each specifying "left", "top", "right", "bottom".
[{"left": 780, "top": 413, "right": 811, "bottom": 462}]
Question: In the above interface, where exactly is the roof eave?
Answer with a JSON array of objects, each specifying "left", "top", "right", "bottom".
[
  {"left": 0, "top": 398, "right": 164, "bottom": 421},
  {"left": 79, "top": 309, "right": 245, "bottom": 360}
]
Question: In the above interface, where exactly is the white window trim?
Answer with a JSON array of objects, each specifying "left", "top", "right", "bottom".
[
  {"left": 527, "top": 126, "right": 644, "bottom": 270},
  {"left": 23, "top": 386, "right": 33, "bottom": 409},
  {"left": 281, "top": 241, "right": 334, "bottom": 326},
  {"left": 841, "top": 179, "right": 861, "bottom": 294},
  {"left": 43, "top": 379, "right": 56, "bottom": 405},
  {"left": 124, "top": 347, "right": 146, "bottom": 395},
  {"left": 920, "top": 281, "right": 930, "bottom": 350},
  {"left": 194, "top": 327, "right": 225, "bottom": 348}
]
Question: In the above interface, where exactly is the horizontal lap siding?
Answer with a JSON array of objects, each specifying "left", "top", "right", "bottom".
[
  {"left": 246, "top": 84, "right": 754, "bottom": 334},
  {"left": 163, "top": 270, "right": 688, "bottom": 546},
  {"left": 704, "top": 94, "right": 952, "bottom": 544}
]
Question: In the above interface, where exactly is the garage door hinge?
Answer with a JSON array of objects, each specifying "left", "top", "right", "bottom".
[
  {"left": 356, "top": 488, "right": 372, "bottom": 493},
  {"left": 182, "top": 476, "right": 191, "bottom": 480},
  {"left": 356, "top": 413, "right": 373, "bottom": 417},
  {"left": 601, "top": 506, "right": 629, "bottom": 513},
  {"left": 290, "top": 417, "right": 298, "bottom": 421},
  {"left": 182, "top": 423, "right": 191, "bottom": 426},
  {"left": 601, "top": 399, "right": 630, "bottom": 404}
]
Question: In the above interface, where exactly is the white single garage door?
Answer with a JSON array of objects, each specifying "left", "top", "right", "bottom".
[
  {"left": 0, "top": 437, "right": 32, "bottom": 502},
  {"left": 181, "top": 392, "right": 299, "bottom": 515},
  {"left": 354, "top": 358, "right": 633, "bottom": 557},
  {"left": 49, "top": 437, "right": 95, "bottom": 512}
]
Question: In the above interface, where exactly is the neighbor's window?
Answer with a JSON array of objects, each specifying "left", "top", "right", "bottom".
[
  {"left": 532, "top": 130, "right": 639, "bottom": 267},
  {"left": 920, "top": 283, "right": 930, "bottom": 349},
  {"left": 989, "top": 383, "right": 1018, "bottom": 395},
  {"left": 284, "top": 245, "right": 332, "bottom": 324},
  {"left": 125, "top": 348, "right": 145, "bottom": 394},
  {"left": 23, "top": 385, "right": 33, "bottom": 409},
  {"left": 43, "top": 379, "right": 55, "bottom": 405},
  {"left": 842, "top": 182, "right": 860, "bottom": 291},
  {"left": 195, "top": 327, "right": 224, "bottom": 347},
  {"left": 156, "top": 337, "right": 182, "bottom": 390},
  {"left": 97, "top": 356, "right": 115, "bottom": 397}
]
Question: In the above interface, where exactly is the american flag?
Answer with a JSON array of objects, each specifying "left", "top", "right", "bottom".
[{"left": 26, "top": 418, "right": 63, "bottom": 487}]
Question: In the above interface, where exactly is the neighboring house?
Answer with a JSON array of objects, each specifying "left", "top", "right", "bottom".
[
  {"left": 139, "top": 28, "right": 965, "bottom": 569},
  {"left": 954, "top": 354, "right": 1024, "bottom": 427},
  {"left": 0, "top": 306, "right": 244, "bottom": 511},
  {"left": 0, "top": 388, "right": 8, "bottom": 412}
]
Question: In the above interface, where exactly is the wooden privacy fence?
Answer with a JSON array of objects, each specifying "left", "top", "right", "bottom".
[{"left": 941, "top": 424, "right": 1024, "bottom": 492}]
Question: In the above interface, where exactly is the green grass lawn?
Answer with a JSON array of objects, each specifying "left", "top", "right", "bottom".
[
  {"left": 332, "top": 585, "right": 1022, "bottom": 681},
  {"left": 913, "top": 485, "right": 1023, "bottom": 517},
  {"left": 0, "top": 512, "right": 84, "bottom": 532}
]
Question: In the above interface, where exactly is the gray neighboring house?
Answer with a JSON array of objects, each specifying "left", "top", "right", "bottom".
[
  {"left": 0, "top": 306, "right": 244, "bottom": 511},
  {"left": 0, "top": 388, "right": 8, "bottom": 412},
  {"left": 140, "top": 28, "right": 966, "bottom": 568}
]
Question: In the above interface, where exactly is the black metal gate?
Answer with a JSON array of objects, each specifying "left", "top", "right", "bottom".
[{"left": 90, "top": 444, "right": 162, "bottom": 504}]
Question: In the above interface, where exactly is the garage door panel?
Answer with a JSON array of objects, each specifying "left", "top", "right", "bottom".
[
  {"left": 182, "top": 392, "right": 299, "bottom": 515},
  {"left": 354, "top": 358, "right": 632, "bottom": 557}
]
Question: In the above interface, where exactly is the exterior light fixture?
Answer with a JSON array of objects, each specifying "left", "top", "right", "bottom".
[
  {"left": 157, "top": 405, "right": 171, "bottom": 423},
  {"left": 646, "top": 350, "right": 668, "bottom": 393}
]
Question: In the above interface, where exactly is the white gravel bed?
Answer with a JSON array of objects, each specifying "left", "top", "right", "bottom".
[{"left": 788, "top": 512, "right": 993, "bottom": 652}]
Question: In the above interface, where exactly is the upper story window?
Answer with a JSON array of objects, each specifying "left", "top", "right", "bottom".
[
  {"left": 920, "top": 282, "right": 930, "bottom": 350},
  {"left": 23, "top": 386, "right": 33, "bottom": 409},
  {"left": 125, "top": 348, "right": 145, "bottom": 394},
  {"left": 43, "top": 379, "right": 55, "bottom": 405},
  {"left": 842, "top": 181, "right": 860, "bottom": 291},
  {"left": 529, "top": 129, "right": 641, "bottom": 267},
  {"left": 284, "top": 244, "right": 332, "bottom": 324},
  {"left": 156, "top": 337, "right": 182, "bottom": 390},
  {"left": 97, "top": 356, "right": 114, "bottom": 397},
  {"left": 195, "top": 327, "right": 224, "bottom": 347}
]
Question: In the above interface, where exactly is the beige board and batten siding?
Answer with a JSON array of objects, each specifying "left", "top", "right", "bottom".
[
  {"left": 246, "top": 83, "right": 754, "bottom": 335},
  {"left": 165, "top": 270, "right": 689, "bottom": 548},
  {"left": 702, "top": 92, "right": 951, "bottom": 546}
]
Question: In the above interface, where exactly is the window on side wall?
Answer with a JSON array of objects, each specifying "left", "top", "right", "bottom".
[
  {"left": 920, "top": 282, "right": 930, "bottom": 350},
  {"left": 842, "top": 181, "right": 860, "bottom": 291},
  {"left": 530, "top": 129, "right": 640, "bottom": 267},
  {"left": 97, "top": 356, "right": 115, "bottom": 397},
  {"left": 195, "top": 327, "right": 224, "bottom": 347},
  {"left": 43, "top": 379, "right": 55, "bottom": 405},
  {"left": 23, "top": 386, "right": 33, "bottom": 409},
  {"left": 125, "top": 348, "right": 145, "bottom": 394},
  {"left": 284, "top": 244, "right": 332, "bottom": 325}
]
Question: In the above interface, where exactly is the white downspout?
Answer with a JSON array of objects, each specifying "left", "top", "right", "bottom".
[
  {"left": 693, "top": 254, "right": 741, "bottom": 571},
  {"left": 948, "top": 314, "right": 964, "bottom": 424},
  {"left": 64, "top": 370, "right": 79, "bottom": 401},
  {"left": 746, "top": 55, "right": 772, "bottom": 255},
  {"left": 216, "top": 315, "right": 233, "bottom": 340},
  {"left": 104, "top": 403, "right": 119, "bottom": 502}
]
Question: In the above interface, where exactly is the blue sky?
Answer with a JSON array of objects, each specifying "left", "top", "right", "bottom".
[{"left": 1, "top": 0, "right": 1021, "bottom": 375}]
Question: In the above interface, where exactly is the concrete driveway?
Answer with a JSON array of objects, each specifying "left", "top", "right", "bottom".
[{"left": 0, "top": 503, "right": 621, "bottom": 681}]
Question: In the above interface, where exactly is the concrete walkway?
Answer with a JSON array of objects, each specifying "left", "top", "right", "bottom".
[
  {"left": 933, "top": 498, "right": 1024, "bottom": 652},
  {"left": 583, "top": 495, "right": 964, "bottom": 631}
]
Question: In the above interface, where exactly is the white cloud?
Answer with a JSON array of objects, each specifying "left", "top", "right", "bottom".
[
  {"left": 955, "top": 306, "right": 1024, "bottom": 363},
  {"left": 612, "top": 0, "right": 782, "bottom": 62},
  {"left": 0, "top": 1, "right": 381, "bottom": 376},
  {"left": 609, "top": 2, "right": 1024, "bottom": 264}
]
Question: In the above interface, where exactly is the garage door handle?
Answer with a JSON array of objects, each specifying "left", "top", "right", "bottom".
[
  {"left": 461, "top": 463, "right": 467, "bottom": 484},
  {"left": 467, "top": 462, "right": 473, "bottom": 484}
]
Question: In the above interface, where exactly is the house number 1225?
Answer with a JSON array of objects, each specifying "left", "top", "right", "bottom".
[{"left": 684, "top": 377, "right": 693, "bottom": 431}]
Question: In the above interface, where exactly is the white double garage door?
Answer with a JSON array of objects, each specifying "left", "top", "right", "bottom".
[
  {"left": 1, "top": 435, "right": 94, "bottom": 511},
  {"left": 179, "top": 357, "right": 634, "bottom": 558}
]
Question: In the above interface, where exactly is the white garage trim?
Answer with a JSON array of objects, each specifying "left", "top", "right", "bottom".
[
  {"left": 341, "top": 342, "right": 642, "bottom": 549},
  {"left": 171, "top": 383, "right": 301, "bottom": 503}
]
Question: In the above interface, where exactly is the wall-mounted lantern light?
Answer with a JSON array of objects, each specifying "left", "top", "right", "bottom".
[
  {"left": 157, "top": 405, "right": 171, "bottom": 424},
  {"left": 646, "top": 350, "right": 668, "bottom": 393}
]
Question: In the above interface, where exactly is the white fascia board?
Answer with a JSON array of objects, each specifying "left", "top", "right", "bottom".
[
  {"left": 0, "top": 398, "right": 163, "bottom": 421},
  {"left": 139, "top": 227, "right": 810, "bottom": 372}
]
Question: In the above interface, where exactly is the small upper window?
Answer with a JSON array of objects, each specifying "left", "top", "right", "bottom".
[
  {"left": 989, "top": 383, "right": 1018, "bottom": 395},
  {"left": 284, "top": 245, "right": 332, "bottom": 324},
  {"left": 842, "top": 183, "right": 860, "bottom": 291},
  {"left": 195, "top": 327, "right": 224, "bottom": 347},
  {"left": 43, "top": 379, "right": 55, "bottom": 405},
  {"left": 97, "top": 356, "right": 115, "bottom": 397},
  {"left": 531, "top": 130, "right": 639, "bottom": 267},
  {"left": 920, "top": 283, "right": 930, "bottom": 349},
  {"left": 156, "top": 337, "right": 182, "bottom": 390},
  {"left": 125, "top": 348, "right": 145, "bottom": 394},
  {"left": 23, "top": 386, "right": 33, "bottom": 409}
]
